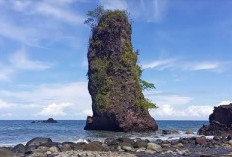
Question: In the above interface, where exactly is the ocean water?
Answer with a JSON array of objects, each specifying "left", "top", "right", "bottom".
[{"left": 0, "top": 120, "right": 209, "bottom": 146}]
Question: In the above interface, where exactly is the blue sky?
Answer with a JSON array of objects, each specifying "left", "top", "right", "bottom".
[{"left": 0, "top": 0, "right": 232, "bottom": 120}]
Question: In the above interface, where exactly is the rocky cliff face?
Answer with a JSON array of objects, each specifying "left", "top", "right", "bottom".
[
  {"left": 84, "top": 10, "right": 158, "bottom": 132},
  {"left": 198, "top": 103, "right": 232, "bottom": 136}
]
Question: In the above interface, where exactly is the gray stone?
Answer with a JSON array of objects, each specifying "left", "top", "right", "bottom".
[
  {"left": 26, "top": 137, "right": 52, "bottom": 147},
  {"left": 61, "top": 143, "right": 72, "bottom": 152},
  {"left": 83, "top": 142, "right": 104, "bottom": 151},
  {"left": 11, "top": 144, "right": 25, "bottom": 156},
  {"left": 134, "top": 139, "right": 148, "bottom": 148},
  {"left": 147, "top": 143, "right": 162, "bottom": 152},
  {"left": 122, "top": 146, "right": 132, "bottom": 151}
]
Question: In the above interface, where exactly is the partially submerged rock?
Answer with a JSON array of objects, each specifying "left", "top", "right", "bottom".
[
  {"left": 31, "top": 118, "right": 57, "bottom": 123},
  {"left": 162, "top": 130, "right": 179, "bottom": 135},
  {"left": 43, "top": 118, "right": 57, "bottom": 123},
  {"left": 85, "top": 9, "right": 158, "bottom": 132},
  {"left": 198, "top": 103, "right": 232, "bottom": 136}
]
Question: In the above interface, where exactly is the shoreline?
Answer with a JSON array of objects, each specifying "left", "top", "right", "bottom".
[
  {"left": 0, "top": 132, "right": 208, "bottom": 147},
  {"left": 1, "top": 135, "right": 232, "bottom": 157}
]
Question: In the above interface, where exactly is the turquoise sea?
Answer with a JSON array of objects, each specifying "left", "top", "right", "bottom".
[{"left": 0, "top": 120, "right": 209, "bottom": 146}]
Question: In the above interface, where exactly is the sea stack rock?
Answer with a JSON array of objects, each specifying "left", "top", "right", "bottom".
[
  {"left": 198, "top": 103, "right": 232, "bottom": 136},
  {"left": 84, "top": 10, "right": 158, "bottom": 132}
]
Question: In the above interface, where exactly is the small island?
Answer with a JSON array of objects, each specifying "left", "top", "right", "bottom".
[{"left": 31, "top": 118, "right": 58, "bottom": 123}]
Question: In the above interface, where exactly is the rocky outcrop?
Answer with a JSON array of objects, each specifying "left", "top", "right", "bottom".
[
  {"left": 31, "top": 118, "right": 57, "bottom": 123},
  {"left": 84, "top": 10, "right": 158, "bottom": 132},
  {"left": 26, "top": 137, "right": 52, "bottom": 147},
  {"left": 43, "top": 118, "right": 57, "bottom": 123},
  {"left": 198, "top": 103, "right": 232, "bottom": 136}
]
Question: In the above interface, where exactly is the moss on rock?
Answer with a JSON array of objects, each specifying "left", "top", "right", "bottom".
[{"left": 85, "top": 8, "right": 158, "bottom": 132}]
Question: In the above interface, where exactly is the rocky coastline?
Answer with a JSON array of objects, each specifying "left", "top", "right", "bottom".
[
  {"left": 2, "top": 135, "right": 232, "bottom": 157},
  {"left": 198, "top": 104, "right": 232, "bottom": 137}
]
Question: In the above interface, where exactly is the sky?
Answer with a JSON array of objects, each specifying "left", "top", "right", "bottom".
[{"left": 0, "top": 0, "right": 232, "bottom": 120}]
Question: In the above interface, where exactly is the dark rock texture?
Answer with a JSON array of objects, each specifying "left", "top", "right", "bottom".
[
  {"left": 198, "top": 103, "right": 232, "bottom": 136},
  {"left": 43, "top": 118, "right": 57, "bottom": 123},
  {"left": 11, "top": 144, "right": 25, "bottom": 156},
  {"left": 26, "top": 137, "right": 52, "bottom": 147},
  {"left": 84, "top": 10, "right": 158, "bottom": 132},
  {"left": 31, "top": 118, "right": 57, "bottom": 123},
  {"left": 162, "top": 130, "right": 179, "bottom": 135}
]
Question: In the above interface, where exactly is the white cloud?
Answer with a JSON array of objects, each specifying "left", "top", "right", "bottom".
[
  {"left": 142, "top": 58, "right": 176, "bottom": 69},
  {"left": 142, "top": 57, "right": 225, "bottom": 72},
  {"left": 12, "top": 0, "right": 32, "bottom": 11},
  {"left": 100, "top": 0, "right": 128, "bottom": 10},
  {"left": 217, "top": 100, "right": 232, "bottom": 106},
  {"left": 9, "top": 50, "right": 51, "bottom": 71},
  {"left": 82, "top": 109, "right": 93, "bottom": 116},
  {"left": 151, "top": 104, "right": 213, "bottom": 120},
  {"left": 0, "top": 17, "right": 39, "bottom": 46},
  {"left": 38, "top": 102, "right": 72, "bottom": 116},
  {"left": 0, "top": 0, "right": 85, "bottom": 46},
  {"left": 148, "top": 93, "right": 193, "bottom": 106},
  {"left": 150, "top": 0, "right": 168, "bottom": 22},
  {"left": 0, "top": 81, "right": 92, "bottom": 119},
  {"left": 0, "top": 49, "right": 52, "bottom": 81},
  {"left": 155, "top": 104, "right": 174, "bottom": 116},
  {"left": 1, "top": 113, "right": 13, "bottom": 117},
  {"left": 35, "top": 2, "right": 85, "bottom": 24},
  {"left": 0, "top": 99, "right": 12, "bottom": 109},
  {"left": 191, "top": 62, "right": 220, "bottom": 71}
]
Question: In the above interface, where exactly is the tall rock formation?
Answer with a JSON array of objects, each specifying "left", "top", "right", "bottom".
[
  {"left": 84, "top": 10, "right": 158, "bottom": 132},
  {"left": 198, "top": 103, "right": 232, "bottom": 136}
]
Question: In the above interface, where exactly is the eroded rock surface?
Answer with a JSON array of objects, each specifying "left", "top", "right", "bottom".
[
  {"left": 84, "top": 10, "right": 158, "bottom": 132},
  {"left": 198, "top": 103, "right": 232, "bottom": 136}
]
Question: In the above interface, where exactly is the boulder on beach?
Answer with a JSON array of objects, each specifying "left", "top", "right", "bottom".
[
  {"left": 84, "top": 7, "right": 158, "bottom": 132},
  {"left": 198, "top": 103, "right": 232, "bottom": 136},
  {"left": 11, "top": 144, "right": 25, "bottom": 156},
  {"left": 26, "top": 137, "right": 52, "bottom": 147}
]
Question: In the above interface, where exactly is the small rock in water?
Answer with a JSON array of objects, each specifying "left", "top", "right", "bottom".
[{"left": 162, "top": 129, "right": 179, "bottom": 135}]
